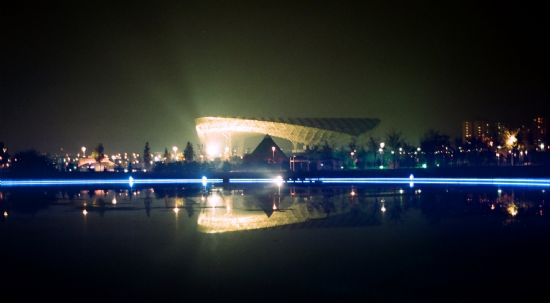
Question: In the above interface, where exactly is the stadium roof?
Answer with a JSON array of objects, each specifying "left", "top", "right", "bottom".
[
  {"left": 211, "top": 117, "right": 379, "bottom": 136},
  {"left": 195, "top": 116, "right": 380, "bottom": 146}
]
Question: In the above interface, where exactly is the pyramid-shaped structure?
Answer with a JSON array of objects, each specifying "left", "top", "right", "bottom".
[{"left": 245, "top": 135, "right": 287, "bottom": 164}]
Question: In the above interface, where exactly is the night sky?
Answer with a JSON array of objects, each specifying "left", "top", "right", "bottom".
[{"left": 2, "top": 2, "right": 549, "bottom": 153}]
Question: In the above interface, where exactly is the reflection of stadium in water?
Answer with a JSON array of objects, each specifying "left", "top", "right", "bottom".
[
  {"left": 0, "top": 186, "right": 547, "bottom": 229},
  {"left": 196, "top": 186, "right": 398, "bottom": 233}
]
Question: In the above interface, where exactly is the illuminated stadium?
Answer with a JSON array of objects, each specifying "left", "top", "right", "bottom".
[{"left": 195, "top": 116, "right": 380, "bottom": 158}]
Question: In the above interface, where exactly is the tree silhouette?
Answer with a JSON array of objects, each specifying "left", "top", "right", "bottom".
[
  {"left": 386, "top": 130, "right": 405, "bottom": 168},
  {"left": 163, "top": 147, "right": 170, "bottom": 162},
  {"left": 184, "top": 142, "right": 194, "bottom": 162},
  {"left": 93, "top": 143, "right": 105, "bottom": 162},
  {"left": 366, "top": 137, "right": 379, "bottom": 168},
  {"left": 420, "top": 130, "right": 450, "bottom": 167},
  {"left": 10, "top": 150, "right": 56, "bottom": 176},
  {"left": 143, "top": 142, "right": 152, "bottom": 168}
]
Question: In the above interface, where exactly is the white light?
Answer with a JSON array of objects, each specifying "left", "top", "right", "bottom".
[
  {"left": 497, "top": 189, "right": 502, "bottom": 194},
  {"left": 3, "top": 211, "right": 7, "bottom": 218},
  {"left": 274, "top": 175, "right": 284, "bottom": 186},
  {"left": 541, "top": 143, "right": 545, "bottom": 150},
  {"left": 82, "top": 209, "right": 88, "bottom": 215},
  {"left": 381, "top": 205, "right": 386, "bottom": 213},
  {"left": 173, "top": 207, "right": 180, "bottom": 214},
  {"left": 399, "top": 189, "right": 404, "bottom": 194},
  {"left": 380, "top": 142, "right": 385, "bottom": 149},
  {"left": 112, "top": 198, "right": 117, "bottom": 205},
  {"left": 202, "top": 176, "right": 208, "bottom": 187},
  {"left": 206, "top": 143, "right": 220, "bottom": 158},
  {"left": 409, "top": 174, "right": 414, "bottom": 180}
]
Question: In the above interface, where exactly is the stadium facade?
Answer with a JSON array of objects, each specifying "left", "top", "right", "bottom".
[{"left": 195, "top": 116, "right": 379, "bottom": 158}]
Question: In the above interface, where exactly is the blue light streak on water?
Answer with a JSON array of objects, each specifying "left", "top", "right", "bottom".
[
  {"left": 0, "top": 178, "right": 223, "bottom": 187},
  {"left": 1, "top": 177, "right": 549, "bottom": 187},
  {"left": 318, "top": 177, "right": 550, "bottom": 187},
  {"left": 228, "top": 178, "right": 274, "bottom": 184}
]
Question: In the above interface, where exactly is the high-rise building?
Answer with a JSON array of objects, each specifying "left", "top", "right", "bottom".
[
  {"left": 532, "top": 117, "right": 545, "bottom": 145},
  {"left": 462, "top": 120, "right": 507, "bottom": 144},
  {"left": 462, "top": 121, "right": 473, "bottom": 142}
]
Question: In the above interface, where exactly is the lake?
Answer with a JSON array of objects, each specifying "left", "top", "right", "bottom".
[{"left": 1, "top": 184, "right": 549, "bottom": 301}]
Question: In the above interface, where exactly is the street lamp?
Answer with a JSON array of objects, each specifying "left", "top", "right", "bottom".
[
  {"left": 379, "top": 142, "right": 385, "bottom": 167},
  {"left": 272, "top": 146, "right": 276, "bottom": 163},
  {"left": 81, "top": 146, "right": 86, "bottom": 158}
]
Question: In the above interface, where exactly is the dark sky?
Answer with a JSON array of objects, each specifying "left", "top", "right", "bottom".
[{"left": 2, "top": 1, "right": 549, "bottom": 153}]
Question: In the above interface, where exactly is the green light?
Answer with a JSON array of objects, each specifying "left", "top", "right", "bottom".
[
  {"left": 379, "top": 165, "right": 384, "bottom": 169},
  {"left": 422, "top": 163, "right": 427, "bottom": 169}
]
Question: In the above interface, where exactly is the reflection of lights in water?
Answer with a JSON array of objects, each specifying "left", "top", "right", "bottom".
[
  {"left": 399, "top": 189, "right": 404, "bottom": 194},
  {"left": 507, "top": 203, "right": 518, "bottom": 217},
  {"left": 3, "top": 211, "right": 7, "bottom": 218},
  {"left": 350, "top": 190, "right": 356, "bottom": 197},
  {"left": 415, "top": 189, "right": 422, "bottom": 194},
  {"left": 225, "top": 199, "right": 233, "bottom": 213},
  {"left": 112, "top": 198, "right": 117, "bottom": 205},
  {"left": 208, "top": 192, "right": 223, "bottom": 208},
  {"left": 490, "top": 204, "right": 496, "bottom": 210},
  {"left": 381, "top": 205, "right": 386, "bottom": 213},
  {"left": 82, "top": 209, "right": 88, "bottom": 216},
  {"left": 498, "top": 189, "right": 502, "bottom": 194}
]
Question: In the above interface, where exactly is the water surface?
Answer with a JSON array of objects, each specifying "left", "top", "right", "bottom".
[{"left": 1, "top": 185, "right": 549, "bottom": 301}]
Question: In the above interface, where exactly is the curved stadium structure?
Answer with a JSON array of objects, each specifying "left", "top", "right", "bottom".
[{"left": 195, "top": 117, "right": 380, "bottom": 156}]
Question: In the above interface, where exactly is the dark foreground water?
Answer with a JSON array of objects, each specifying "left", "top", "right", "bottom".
[{"left": 1, "top": 184, "right": 549, "bottom": 302}]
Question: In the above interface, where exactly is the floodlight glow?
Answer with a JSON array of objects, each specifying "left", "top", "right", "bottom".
[{"left": 206, "top": 143, "right": 220, "bottom": 158}]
